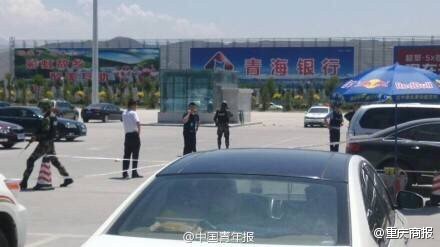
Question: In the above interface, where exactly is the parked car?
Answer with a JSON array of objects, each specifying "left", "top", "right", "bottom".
[
  {"left": 83, "top": 149, "right": 419, "bottom": 247},
  {"left": 0, "top": 174, "right": 27, "bottom": 247},
  {"left": 38, "top": 99, "right": 79, "bottom": 120},
  {"left": 347, "top": 118, "right": 440, "bottom": 186},
  {"left": 0, "top": 106, "right": 87, "bottom": 141},
  {"left": 347, "top": 103, "right": 440, "bottom": 138},
  {"left": 304, "top": 105, "right": 330, "bottom": 127},
  {"left": 268, "top": 102, "right": 283, "bottom": 111},
  {"left": 0, "top": 121, "right": 25, "bottom": 148},
  {"left": 81, "top": 103, "right": 123, "bottom": 123},
  {"left": 0, "top": 102, "right": 10, "bottom": 108}
]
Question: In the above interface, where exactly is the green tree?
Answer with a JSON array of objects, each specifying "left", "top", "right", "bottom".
[
  {"left": 33, "top": 74, "right": 46, "bottom": 100},
  {"left": 260, "top": 79, "right": 277, "bottom": 110},
  {"left": 5, "top": 73, "right": 13, "bottom": 102},
  {"left": 16, "top": 79, "right": 27, "bottom": 104},
  {"left": 282, "top": 92, "right": 294, "bottom": 111},
  {"left": 324, "top": 76, "right": 340, "bottom": 97}
]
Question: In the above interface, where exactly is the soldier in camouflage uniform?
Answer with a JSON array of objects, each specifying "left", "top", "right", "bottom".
[{"left": 20, "top": 100, "right": 74, "bottom": 190}]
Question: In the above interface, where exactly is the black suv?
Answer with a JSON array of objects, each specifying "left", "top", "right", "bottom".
[
  {"left": 0, "top": 106, "right": 87, "bottom": 141},
  {"left": 347, "top": 118, "right": 440, "bottom": 186}
]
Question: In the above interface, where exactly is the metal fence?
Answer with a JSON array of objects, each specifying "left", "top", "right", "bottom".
[{"left": 6, "top": 36, "right": 440, "bottom": 79}]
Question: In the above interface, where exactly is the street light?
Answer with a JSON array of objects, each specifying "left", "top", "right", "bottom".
[{"left": 92, "top": 0, "right": 99, "bottom": 104}]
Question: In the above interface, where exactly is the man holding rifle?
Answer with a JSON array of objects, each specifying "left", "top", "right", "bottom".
[{"left": 20, "top": 100, "right": 73, "bottom": 190}]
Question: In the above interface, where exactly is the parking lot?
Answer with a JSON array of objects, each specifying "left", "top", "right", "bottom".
[{"left": 0, "top": 110, "right": 439, "bottom": 247}]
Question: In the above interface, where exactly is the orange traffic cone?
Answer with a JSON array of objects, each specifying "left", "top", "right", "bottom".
[
  {"left": 430, "top": 172, "right": 440, "bottom": 206},
  {"left": 33, "top": 159, "right": 54, "bottom": 191}
]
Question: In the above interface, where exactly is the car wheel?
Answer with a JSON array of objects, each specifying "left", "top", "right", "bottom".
[
  {"left": 66, "top": 137, "right": 76, "bottom": 142},
  {"left": 304, "top": 123, "right": 308, "bottom": 128},
  {"left": 83, "top": 118, "right": 89, "bottom": 123},
  {"left": 0, "top": 230, "right": 10, "bottom": 247},
  {"left": 2, "top": 143, "right": 14, "bottom": 149},
  {"left": 380, "top": 161, "right": 416, "bottom": 189},
  {"left": 102, "top": 115, "right": 108, "bottom": 123}
]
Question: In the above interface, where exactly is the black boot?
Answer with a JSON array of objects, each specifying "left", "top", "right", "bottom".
[
  {"left": 33, "top": 183, "right": 54, "bottom": 191},
  {"left": 132, "top": 171, "right": 143, "bottom": 179},
  {"left": 20, "top": 180, "right": 28, "bottom": 191},
  {"left": 60, "top": 178, "right": 74, "bottom": 187}
]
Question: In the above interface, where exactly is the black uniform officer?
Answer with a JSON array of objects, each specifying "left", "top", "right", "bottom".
[
  {"left": 182, "top": 102, "right": 199, "bottom": 155},
  {"left": 326, "top": 104, "right": 343, "bottom": 152},
  {"left": 214, "top": 101, "right": 233, "bottom": 149},
  {"left": 20, "top": 100, "right": 73, "bottom": 190}
]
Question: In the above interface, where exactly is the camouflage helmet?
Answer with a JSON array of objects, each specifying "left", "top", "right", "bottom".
[{"left": 38, "top": 99, "right": 54, "bottom": 112}]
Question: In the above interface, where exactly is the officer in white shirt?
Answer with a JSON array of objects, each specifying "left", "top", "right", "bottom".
[{"left": 122, "top": 99, "right": 142, "bottom": 179}]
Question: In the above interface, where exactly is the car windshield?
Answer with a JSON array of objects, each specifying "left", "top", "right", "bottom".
[
  {"left": 309, "top": 108, "right": 328, "bottom": 114},
  {"left": 89, "top": 104, "right": 105, "bottom": 109},
  {"left": 57, "top": 102, "right": 70, "bottom": 108},
  {"left": 108, "top": 174, "right": 349, "bottom": 245},
  {"left": 32, "top": 108, "right": 43, "bottom": 116}
]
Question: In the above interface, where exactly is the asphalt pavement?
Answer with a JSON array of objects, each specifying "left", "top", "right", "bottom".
[{"left": 0, "top": 110, "right": 438, "bottom": 246}]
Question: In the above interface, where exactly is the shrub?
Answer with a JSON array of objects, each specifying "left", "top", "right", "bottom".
[
  {"left": 74, "top": 90, "right": 86, "bottom": 103},
  {"left": 99, "top": 91, "right": 108, "bottom": 101},
  {"left": 293, "top": 95, "right": 304, "bottom": 109},
  {"left": 45, "top": 90, "right": 54, "bottom": 99}
]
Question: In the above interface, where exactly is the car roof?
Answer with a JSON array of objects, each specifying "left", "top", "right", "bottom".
[
  {"left": 1, "top": 106, "right": 38, "bottom": 110},
  {"left": 89, "top": 103, "right": 112, "bottom": 106},
  {"left": 371, "top": 117, "right": 440, "bottom": 137},
  {"left": 360, "top": 103, "right": 440, "bottom": 110},
  {"left": 158, "top": 149, "right": 351, "bottom": 182}
]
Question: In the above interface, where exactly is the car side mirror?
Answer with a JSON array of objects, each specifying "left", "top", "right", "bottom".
[{"left": 396, "top": 191, "right": 424, "bottom": 209}]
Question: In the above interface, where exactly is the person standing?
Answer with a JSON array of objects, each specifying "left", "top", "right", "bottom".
[
  {"left": 325, "top": 104, "right": 343, "bottom": 152},
  {"left": 183, "top": 102, "right": 199, "bottom": 155},
  {"left": 20, "top": 100, "right": 73, "bottom": 190},
  {"left": 214, "top": 101, "right": 233, "bottom": 149},
  {"left": 122, "top": 99, "right": 142, "bottom": 179}
]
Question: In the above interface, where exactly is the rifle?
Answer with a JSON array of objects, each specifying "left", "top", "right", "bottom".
[{"left": 18, "top": 138, "right": 34, "bottom": 157}]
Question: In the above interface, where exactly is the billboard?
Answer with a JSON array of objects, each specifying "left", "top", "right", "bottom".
[
  {"left": 394, "top": 46, "right": 440, "bottom": 73},
  {"left": 14, "top": 48, "right": 160, "bottom": 83},
  {"left": 190, "top": 47, "right": 354, "bottom": 81}
]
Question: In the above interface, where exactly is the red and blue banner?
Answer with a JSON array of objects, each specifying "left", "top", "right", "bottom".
[
  {"left": 190, "top": 47, "right": 354, "bottom": 81},
  {"left": 394, "top": 46, "right": 440, "bottom": 74}
]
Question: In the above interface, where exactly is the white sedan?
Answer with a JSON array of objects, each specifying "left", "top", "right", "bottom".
[
  {"left": 83, "top": 149, "right": 420, "bottom": 247},
  {"left": 0, "top": 175, "right": 27, "bottom": 247}
]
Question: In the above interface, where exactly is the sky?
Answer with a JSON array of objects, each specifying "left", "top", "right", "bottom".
[{"left": 0, "top": 0, "right": 440, "bottom": 41}]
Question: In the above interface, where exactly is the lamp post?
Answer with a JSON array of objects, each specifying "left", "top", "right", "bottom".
[{"left": 91, "top": 0, "right": 99, "bottom": 104}]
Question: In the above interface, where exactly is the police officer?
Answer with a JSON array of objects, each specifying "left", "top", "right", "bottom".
[
  {"left": 214, "top": 101, "right": 233, "bottom": 149},
  {"left": 182, "top": 102, "right": 199, "bottom": 155},
  {"left": 20, "top": 100, "right": 73, "bottom": 190},
  {"left": 325, "top": 104, "right": 343, "bottom": 152}
]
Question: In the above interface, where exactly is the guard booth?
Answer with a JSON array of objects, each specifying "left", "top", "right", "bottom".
[{"left": 159, "top": 70, "right": 252, "bottom": 124}]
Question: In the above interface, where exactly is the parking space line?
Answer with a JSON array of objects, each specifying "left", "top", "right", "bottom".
[
  {"left": 28, "top": 232, "right": 89, "bottom": 238},
  {"left": 25, "top": 235, "right": 60, "bottom": 247},
  {"left": 26, "top": 233, "right": 89, "bottom": 247}
]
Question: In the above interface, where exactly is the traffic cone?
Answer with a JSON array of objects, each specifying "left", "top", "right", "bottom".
[
  {"left": 33, "top": 159, "right": 54, "bottom": 191},
  {"left": 430, "top": 172, "right": 440, "bottom": 206}
]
